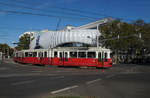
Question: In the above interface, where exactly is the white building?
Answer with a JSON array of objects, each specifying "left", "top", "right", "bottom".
[{"left": 20, "top": 18, "right": 111, "bottom": 49}]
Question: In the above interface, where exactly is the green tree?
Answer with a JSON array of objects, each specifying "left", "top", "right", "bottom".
[
  {"left": 99, "top": 20, "right": 122, "bottom": 63},
  {"left": 16, "top": 34, "right": 30, "bottom": 50},
  {"left": 0, "top": 43, "right": 14, "bottom": 57},
  {"left": 99, "top": 19, "right": 149, "bottom": 63}
]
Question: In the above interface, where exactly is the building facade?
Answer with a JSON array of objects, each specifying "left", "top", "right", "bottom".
[{"left": 27, "top": 18, "right": 111, "bottom": 49}]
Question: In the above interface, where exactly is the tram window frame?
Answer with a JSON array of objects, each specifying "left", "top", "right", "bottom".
[
  {"left": 59, "top": 52, "right": 63, "bottom": 61},
  {"left": 65, "top": 52, "right": 68, "bottom": 58},
  {"left": 44, "top": 51, "right": 47, "bottom": 57},
  {"left": 104, "top": 52, "right": 108, "bottom": 62},
  {"left": 78, "top": 52, "right": 86, "bottom": 58},
  {"left": 54, "top": 51, "right": 58, "bottom": 58},
  {"left": 70, "top": 51, "right": 77, "bottom": 58},
  {"left": 25, "top": 52, "right": 28, "bottom": 57},
  {"left": 87, "top": 52, "right": 96, "bottom": 58},
  {"left": 98, "top": 52, "right": 102, "bottom": 61},
  {"left": 64, "top": 52, "right": 68, "bottom": 61}
]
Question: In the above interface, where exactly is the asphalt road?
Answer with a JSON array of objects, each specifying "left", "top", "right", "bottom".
[{"left": 0, "top": 59, "right": 150, "bottom": 98}]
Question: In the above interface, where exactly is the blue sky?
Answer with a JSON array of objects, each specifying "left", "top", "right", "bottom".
[{"left": 0, "top": 0, "right": 150, "bottom": 46}]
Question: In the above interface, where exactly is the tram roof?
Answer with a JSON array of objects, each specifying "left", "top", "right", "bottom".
[{"left": 22, "top": 47, "right": 111, "bottom": 52}]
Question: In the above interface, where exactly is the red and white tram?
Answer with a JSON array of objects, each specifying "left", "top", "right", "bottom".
[{"left": 13, "top": 47, "right": 112, "bottom": 68}]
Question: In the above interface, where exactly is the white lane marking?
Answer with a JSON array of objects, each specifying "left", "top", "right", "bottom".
[
  {"left": 11, "top": 80, "right": 35, "bottom": 86},
  {"left": 86, "top": 78, "right": 102, "bottom": 85},
  {"left": 51, "top": 85, "right": 79, "bottom": 94}
]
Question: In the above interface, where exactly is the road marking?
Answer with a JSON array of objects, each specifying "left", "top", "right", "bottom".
[
  {"left": 11, "top": 80, "right": 35, "bottom": 86},
  {"left": 51, "top": 85, "right": 79, "bottom": 94},
  {"left": 86, "top": 78, "right": 102, "bottom": 85}
]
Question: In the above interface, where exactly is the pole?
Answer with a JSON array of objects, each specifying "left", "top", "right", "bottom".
[
  {"left": 97, "top": 24, "right": 100, "bottom": 48},
  {"left": 97, "top": 35, "right": 99, "bottom": 48}
]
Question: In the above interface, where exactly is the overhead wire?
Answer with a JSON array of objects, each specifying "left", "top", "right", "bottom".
[
  {"left": 0, "top": 1, "right": 99, "bottom": 20},
  {"left": 0, "top": 9, "right": 94, "bottom": 22},
  {"left": 6, "top": 0, "right": 136, "bottom": 22}
]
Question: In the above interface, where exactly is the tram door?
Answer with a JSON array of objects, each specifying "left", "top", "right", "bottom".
[
  {"left": 98, "top": 51, "right": 104, "bottom": 67},
  {"left": 59, "top": 51, "right": 68, "bottom": 66}
]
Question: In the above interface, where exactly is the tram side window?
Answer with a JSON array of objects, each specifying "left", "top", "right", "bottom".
[
  {"left": 41, "top": 53, "right": 43, "bottom": 57},
  {"left": 70, "top": 52, "right": 77, "bottom": 58},
  {"left": 54, "top": 51, "right": 57, "bottom": 58},
  {"left": 33, "top": 52, "right": 37, "bottom": 57},
  {"left": 16, "top": 53, "right": 18, "bottom": 57},
  {"left": 29, "top": 52, "right": 32, "bottom": 57},
  {"left": 38, "top": 52, "right": 43, "bottom": 57},
  {"left": 98, "top": 52, "right": 101, "bottom": 61},
  {"left": 44, "top": 52, "right": 47, "bottom": 57},
  {"left": 59, "top": 52, "right": 62, "bottom": 58},
  {"left": 25, "top": 52, "right": 28, "bottom": 57},
  {"left": 65, "top": 52, "right": 67, "bottom": 58},
  {"left": 78, "top": 52, "right": 86, "bottom": 58},
  {"left": 105, "top": 53, "right": 108, "bottom": 61},
  {"left": 87, "top": 52, "right": 96, "bottom": 58}
]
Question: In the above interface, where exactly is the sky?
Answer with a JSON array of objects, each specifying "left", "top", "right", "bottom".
[{"left": 0, "top": 0, "right": 150, "bottom": 46}]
